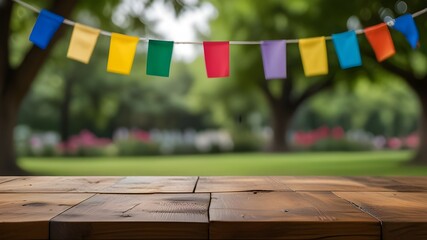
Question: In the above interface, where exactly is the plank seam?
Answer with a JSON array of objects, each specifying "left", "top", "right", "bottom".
[
  {"left": 207, "top": 192, "right": 212, "bottom": 240},
  {"left": 193, "top": 176, "right": 200, "bottom": 193},
  {"left": 332, "top": 192, "right": 384, "bottom": 240},
  {"left": 48, "top": 193, "right": 98, "bottom": 240}
]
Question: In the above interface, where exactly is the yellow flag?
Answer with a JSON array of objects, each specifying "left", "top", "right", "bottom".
[
  {"left": 67, "top": 23, "right": 100, "bottom": 64},
  {"left": 107, "top": 33, "right": 139, "bottom": 75},
  {"left": 299, "top": 36, "right": 328, "bottom": 77}
]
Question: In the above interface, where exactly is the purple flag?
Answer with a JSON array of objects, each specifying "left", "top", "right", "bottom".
[{"left": 261, "top": 40, "right": 287, "bottom": 80}]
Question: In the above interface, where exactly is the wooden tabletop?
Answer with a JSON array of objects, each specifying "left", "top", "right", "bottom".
[{"left": 0, "top": 176, "right": 426, "bottom": 240}]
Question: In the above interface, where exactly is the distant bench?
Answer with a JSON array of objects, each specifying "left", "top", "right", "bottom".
[{"left": 0, "top": 176, "right": 426, "bottom": 239}]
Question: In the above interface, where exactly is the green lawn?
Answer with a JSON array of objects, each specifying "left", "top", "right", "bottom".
[{"left": 18, "top": 151, "right": 427, "bottom": 176}]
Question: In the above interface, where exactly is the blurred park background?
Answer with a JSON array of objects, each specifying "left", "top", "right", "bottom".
[{"left": 2, "top": 0, "right": 427, "bottom": 175}]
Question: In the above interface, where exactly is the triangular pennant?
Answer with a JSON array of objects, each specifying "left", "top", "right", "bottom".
[
  {"left": 364, "top": 23, "right": 395, "bottom": 62},
  {"left": 299, "top": 37, "right": 328, "bottom": 77},
  {"left": 261, "top": 40, "right": 287, "bottom": 80},
  {"left": 67, "top": 23, "right": 100, "bottom": 64},
  {"left": 392, "top": 14, "right": 420, "bottom": 49},
  {"left": 332, "top": 31, "right": 362, "bottom": 69},
  {"left": 146, "top": 40, "right": 174, "bottom": 77},
  {"left": 107, "top": 33, "right": 139, "bottom": 75},
  {"left": 203, "top": 41, "right": 230, "bottom": 78},
  {"left": 29, "top": 9, "right": 64, "bottom": 50}
]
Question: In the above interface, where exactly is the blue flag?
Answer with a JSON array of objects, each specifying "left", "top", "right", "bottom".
[
  {"left": 332, "top": 31, "right": 362, "bottom": 69},
  {"left": 392, "top": 14, "right": 419, "bottom": 49},
  {"left": 29, "top": 10, "right": 64, "bottom": 50}
]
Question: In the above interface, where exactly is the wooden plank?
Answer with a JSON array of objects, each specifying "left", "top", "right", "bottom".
[
  {"left": 0, "top": 177, "right": 122, "bottom": 193},
  {"left": 346, "top": 176, "right": 409, "bottom": 191},
  {"left": 195, "top": 176, "right": 291, "bottom": 193},
  {"left": 209, "top": 191, "right": 380, "bottom": 239},
  {"left": 391, "top": 176, "right": 427, "bottom": 191},
  {"left": 281, "top": 176, "right": 389, "bottom": 192},
  {"left": 103, "top": 176, "right": 198, "bottom": 193},
  {"left": 346, "top": 176, "right": 427, "bottom": 192},
  {"left": 335, "top": 192, "right": 427, "bottom": 240},
  {"left": 51, "top": 193, "right": 210, "bottom": 239},
  {"left": 0, "top": 193, "right": 93, "bottom": 240}
]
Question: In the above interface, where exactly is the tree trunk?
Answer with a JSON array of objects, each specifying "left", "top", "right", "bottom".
[
  {"left": 0, "top": 93, "right": 27, "bottom": 175},
  {"left": 269, "top": 106, "right": 293, "bottom": 152},
  {"left": 411, "top": 94, "right": 427, "bottom": 165},
  {"left": 60, "top": 75, "right": 74, "bottom": 155},
  {"left": 0, "top": 0, "right": 78, "bottom": 175}
]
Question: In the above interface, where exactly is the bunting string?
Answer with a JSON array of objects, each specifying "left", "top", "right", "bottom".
[
  {"left": 11, "top": 0, "right": 427, "bottom": 79},
  {"left": 13, "top": 0, "right": 427, "bottom": 45}
]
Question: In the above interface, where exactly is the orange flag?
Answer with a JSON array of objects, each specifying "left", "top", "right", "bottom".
[{"left": 364, "top": 23, "right": 395, "bottom": 62}]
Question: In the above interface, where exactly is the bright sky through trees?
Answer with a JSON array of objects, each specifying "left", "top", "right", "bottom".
[{"left": 113, "top": 0, "right": 216, "bottom": 61}]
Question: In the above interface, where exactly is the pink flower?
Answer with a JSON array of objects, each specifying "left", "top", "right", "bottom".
[
  {"left": 387, "top": 137, "right": 402, "bottom": 150},
  {"left": 405, "top": 134, "right": 419, "bottom": 149},
  {"left": 331, "top": 127, "right": 344, "bottom": 139}
]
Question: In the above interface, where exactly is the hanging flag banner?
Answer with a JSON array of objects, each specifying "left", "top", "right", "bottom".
[
  {"left": 364, "top": 23, "right": 395, "bottom": 62},
  {"left": 332, "top": 31, "right": 362, "bottom": 69},
  {"left": 392, "top": 14, "right": 420, "bottom": 49},
  {"left": 146, "top": 40, "right": 174, "bottom": 77},
  {"left": 107, "top": 33, "right": 139, "bottom": 75},
  {"left": 29, "top": 9, "right": 64, "bottom": 50},
  {"left": 299, "top": 37, "right": 328, "bottom": 77},
  {"left": 67, "top": 23, "right": 100, "bottom": 64},
  {"left": 203, "top": 41, "right": 230, "bottom": 78},
  {"left": 261, "top": 40, "right": 287, "bottom": 80},
  {"left": 16, "top": 0, "right": 427, "bottom": 80}
]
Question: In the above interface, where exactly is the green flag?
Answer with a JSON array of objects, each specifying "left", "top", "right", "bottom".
[{"left": 146, "top": 40, "right": 174, "bottom": 77}]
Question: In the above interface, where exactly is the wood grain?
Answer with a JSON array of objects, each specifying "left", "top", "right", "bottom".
[
  {"left": 51, "top": 193, "right": 210, "bottom": 239},
  {"left": 335, "top": 192, "right": 427, "bottom": 240},
  {"left": 281, "top": 176, "right": 389, "bottom": 192},
  {"left": 0, "top": 176, "right": 425, "bottom": 239},
  {"left": 195, "top": 176, "right": 291, "bottom": 192},
  {"left": 0, "top": 193, "right": 93, "bottom": 240},
  {"left": 103, "top": 176, "right": 198, "bottom": 193},
  {"left": 346, "top": 176, "right": 427, "bottom": 192},
  {"left": 210, "top": 191, "right": 380, "bottom": 239},
  {"left": 0, "top": 176, "right": 122, "bottom": 193},
  {"left": 391, "top": 176, "right": 427, "bottom": 191}
]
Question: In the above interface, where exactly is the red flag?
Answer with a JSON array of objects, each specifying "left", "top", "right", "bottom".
[
  {"left": 364, "top": 23, "right": 395, "bottom": 62},
  {"left": 203, "top": 41, "right": 229, "bottom": 78}
]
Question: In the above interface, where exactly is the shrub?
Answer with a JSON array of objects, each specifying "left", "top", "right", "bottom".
[
  {"left": 308, "top": 138, "right": 373, "bottom": 152},
  {"left": 231, "top": 131, "right": 263, "bottom": 152},
  {"left": 76, "top": 145, "right": 118, "bottom": 157},
  {"left": 172, "top": 143, "right": 200, "bottom": 155},
  {"left": 116, "top": 139, "right": 160, "bottom": 156}
]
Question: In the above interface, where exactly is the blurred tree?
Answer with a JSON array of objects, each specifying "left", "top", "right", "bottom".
[
  {"left": 18, "top": 39, "right": 204, "bottom": 137},
  {"left": 293, "top": 76, "right": 418, "bottom": 136},
  {"left": 1, "top": 0, "right": 79, "bottom": 174},
  {"left": 195, "top": 0, "right": 346, "bottom": 151},
  {"left": 0, "top": 0, "right": 189, "bottom": 174},
  {"left": 332, "top": 0, "right": 427, "bottom": 164},
  {"left": 195, "top": 0, "right": 427, "bottom": 159}
]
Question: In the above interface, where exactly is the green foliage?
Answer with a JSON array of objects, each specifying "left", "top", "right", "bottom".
[
  {"left": 14, "top": 0, "right": 427, "bottom": 145},
  {"left": 189, "top": 0, "right": 426, "bottom": 137},
  {"left": 293, "top": 76, "right": 419, "bottom": 136}
]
